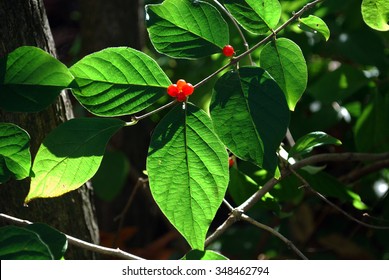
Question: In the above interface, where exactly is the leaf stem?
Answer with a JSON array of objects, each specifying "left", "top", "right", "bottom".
[{"left": 126, "top": 100, "right": 177, "bottom": 126}]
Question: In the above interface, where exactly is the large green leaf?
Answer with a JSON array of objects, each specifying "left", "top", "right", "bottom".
[
  {"left": 26, "top": 223, "right": 68, "bottom": 260},
  {"left": 146, "top": 0, "right": 229, "bottom": 59},
  {"left": 299, "top": 15, "right": 330, "bottom": 41},
  {"left": 361, "top": 0, "right": 389, "bottom": 31},
  {"left": 260, "top": 38, "right": 308, "bottom": 111},
  {"left": 354, "top": 91, "right": 389, "bottom": 153},
  {"left": 0, "top": 123, "right": 31, "bottom": 183},
  {"left": 289, "top": 131, "right": 342, "bottom": 158},
  {"left": 223, "top": 0, "right": 281, "bottom": 34},
  {"left": 0, "top": 226, "right": 53, "bottom": 260},
  {"left": 147, "top": 103, "right": 229, "bottom": 250},
  {"left": 26, "top": 118, "right": 125, "bottom": 203},
  {"left": 70, "top": 47, "right": 171, "bottom": 116},
  {"left": 210, "top": 67, "right": 290, "bottom": 174},
  {"left": 0, "top": 46, "right": 74, "bottom": 112},
  {"left": 182, "top": 249, "right": 228, "bottom": 260}
]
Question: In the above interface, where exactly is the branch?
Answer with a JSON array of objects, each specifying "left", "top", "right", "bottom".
[
  {"left": 205, "top": 211, "right": 240, "bottom": 247},
  {"left": 241, "top": 214, "right": 308, "bottom": 260},
  {"left": 340, "top": 159, "right": 389, "bottom": 183},
  {"left": 0, "top": 213, "right": 144, "bottom": 260},
  {"left": 113, "top": 177, "right": 148, "bottom": 248},
  {"left": 237, "top": 152, "right": 389, "bottom": 213},
  {"left": 292, "top": 152, "right": 389, "bottom": 171},
  {"left": 290, "top": 168, "right": 389, "bottom": 230}
]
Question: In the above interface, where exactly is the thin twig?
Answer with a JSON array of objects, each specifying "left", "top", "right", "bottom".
[
  {"left": 113, "top": 177, "right": 148, "bottom": 248},
  {"left": 223, "top": 198, "right": 234, "bottom": 211},
  {"left": 292, "top": 152, "right": 389, "bottom": 171},
  {"left": 0, "top": 213, "right": 144, "bottom": 260},
  {"left": 285, "top": 128, "right": 296, "bottom": 147},
  {"left": 126, "top": 100, "right": 177, "bottom": 126},
  {"left": 241, "top": 214, "right": 308, "bottom": 260},
  {"left": 289, "top": 169, "right": 389, "bottom": 230},
  {"left": 211, "top": 0, "right": 253, "bottom": 65},
  {"left": 339, "top": 159, "right": 389, "bottom": 183},
  {"left": 238, "top": 152, "right": 389, "bottom": 214}
]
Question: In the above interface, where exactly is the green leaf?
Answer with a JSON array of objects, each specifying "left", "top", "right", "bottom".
[
  {"left": 210, "top": 67, "right": 290, "bottom": 174},
  {"left": 223, "top": 0, "right": 281, "bottom": 34},
  {"left": 26, "top": 118, "right": 125, "bottom": 203},
  {"left": 260, "top": 38, "right": 308, "bottom": 111},
  {"left": 146, "top": 0, "right": 229, "bottom": 59},
  {"left": 92, "top": 150, "right": 130, "bottom": 201},
  {"left": 147, "top": 103, "right": 229, "bottom": 250},
  {"left": 0, "top": 226, "right": 53, "bottom": 260},
  {"left": 361, "top": 0, "right": 389, "bottom": 31},
  {"left": 354, "top": 91, "right": 389, "bottom": 153},
  {"left": 299, "top": 15, "right": 330, "bottom": 41},
  {"left": 26, "top": 223, "right": 68, "bottom": 260},
  {"left": 70, "top": 47, "right": 171, "bottom": 116},
  {"left": 0, "top": 123, "right": 31, "bottom": 182},
  {"left": 0, "top": 46, "right": 74, "bottom": 112},
  {"left": 289, "top": 131, "right": 342, "bottom": 158},
  {"left": 182, "top": 249, "right": 228, "bottom": 260}
]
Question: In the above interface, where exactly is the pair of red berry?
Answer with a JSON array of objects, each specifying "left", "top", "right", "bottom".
[{"left": 167, "top": 79, "right": 194, "bottom": 102}]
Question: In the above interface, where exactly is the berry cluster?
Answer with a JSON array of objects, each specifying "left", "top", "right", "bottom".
[{"left": 167, "top": 79, "right": 194, "bottom": 102}]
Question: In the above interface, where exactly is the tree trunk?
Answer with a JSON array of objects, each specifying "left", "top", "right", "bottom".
[
  {"left": 0, "top": 0, "right": 99, "bottom": 259},
  {"left": 78, "top": 0, "right": 165, "bottom": 249}
]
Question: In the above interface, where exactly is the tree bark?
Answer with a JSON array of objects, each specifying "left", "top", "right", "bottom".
[{"left": 0, "top": 0, "right": 99, "bottom": 259}]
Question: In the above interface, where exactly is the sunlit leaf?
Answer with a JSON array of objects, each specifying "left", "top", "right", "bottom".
[
  {"left": 361, "top": 0, "right": 389, "bottom": 31},
  {"left": 260, "top": 38, "right": 307, "bottom": 111},
  {"left": 222, "top": 0, "right": 281, "bottom": 34},
  {"left": 147, "top": 103, "right": 229, "bottom": 250},
  {"left": 0, "top": 123, "right": 31, "bottom": 182},
  {"left": 146, "top": 0, "right": 229, "bottom": 59},
  {"left": 0, "top": 46, "right": 74, "bottom": 112},
  {"left": 289, "top": 131, "right": 342, "bottom": 158},
  {"left": 70, "top": 47, "right": 171, "bottom": 116},
  {"left": 26, "top": 118, "right": 125, "bottom": 203},
  {"left": 299, "top": 15, "right": 330, "bottom": 41}
]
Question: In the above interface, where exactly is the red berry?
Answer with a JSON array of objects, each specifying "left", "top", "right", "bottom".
[
  {"left": 182, "top": 83, "right": 194, "bottom": 96},
  {"left": 176, "top": 91, "right": 187, "bottom": 102},
  {"left": 167, "top": 84, "right": 179, "bottom": 97},
  {"left": 228, "top": 157, "right": 234, "bottom": 168},
  {"left": 176, "top": 79, "right": 187, "bottom": 91},
  {"left": 222, "top": 45, "right": 234, "bottom": 57}
]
